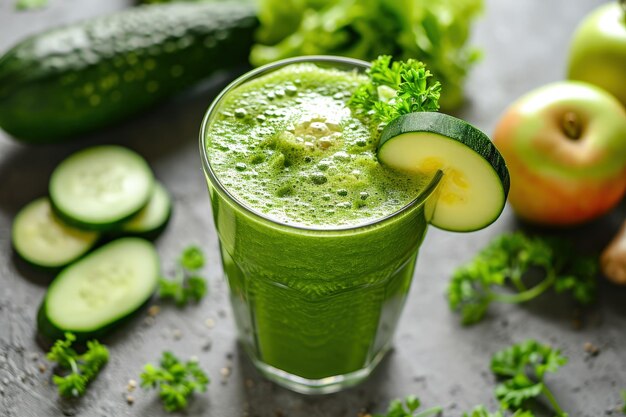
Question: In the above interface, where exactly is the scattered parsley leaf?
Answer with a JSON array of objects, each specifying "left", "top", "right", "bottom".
[
  {"left": 621, "top": 389, "right": 626, "bottom": 414},
  {"left": 140, "top": 351, "right": 209, "bottom": 412},
  {"left": 159, "top": 246, "right": 207, "bottom": 307},
  {"left": 15, "top": 0, "right": 47, "bottom": 11},
  {"left": 185, "top": 276, "right": 208, "bottom": 302},
  {"left": 447, "top": 232, "right": 598, "bottom": 325},
  {"left": 46, "top": 333, "right": 109, "bottom": 398},
  {"left": 491, "top": 340, "right": 568, "bottom": 416},
  {"left": 349, "top": 55, "right": 441, "bottom": 126},
  {"left": 180, "top": 246, "right": 205, "bottom": 271},
  {"left": 374, "top": 395, "right": 442, "bottom": 417}
]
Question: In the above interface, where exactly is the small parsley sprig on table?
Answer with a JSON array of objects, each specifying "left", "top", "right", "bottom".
[
  {"left": 448, "top": 232, "right": 598, "bottom": 325},
  {"left": 349, "top": 55, "right": 442, "bottom": 126},
  {"left": 140, "top": 351, "right": 209, "bottom": 412},
  {"left": 374, "top": 395, "right": 442, "bottom": 417},
  {"left": 491, "top": 340, "right": 568, "bottom": 417},
  {"left": 158, "top": 246, "right": 207, "bottom": 307},
  {"left": 373, "top": 341, "right": 571, "bottom": 417},
  {"left": 46, "top": 332, "right": 109, "bottom": 398}
]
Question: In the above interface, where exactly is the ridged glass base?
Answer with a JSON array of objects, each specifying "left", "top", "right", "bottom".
[{"left": 246, "top": 343, "right": 391, "bottom": 395}]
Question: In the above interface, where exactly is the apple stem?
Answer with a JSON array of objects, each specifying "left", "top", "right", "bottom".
[{"left": 562, "top": 112, "right": 582, "bottom": 140}]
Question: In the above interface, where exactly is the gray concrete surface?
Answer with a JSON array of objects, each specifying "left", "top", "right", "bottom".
[{"left": 0, "top": 0, "right": 625, "bottom": 416}]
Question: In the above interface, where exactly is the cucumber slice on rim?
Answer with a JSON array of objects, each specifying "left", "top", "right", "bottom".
[
  {"left": 12, "top": 197, "right": 99, "bottom": 269},
  {"left": 38, "top": 237, "right": 159, "bottom": 341},
  {"left": 379, "top": 112, "right": 509, "bottom": 232},
  {"left": 120, "top": 182, "right": 172, "bottom": 239},
  {"left": 49, "top": 145, "right": 154, "bottom": 231}
]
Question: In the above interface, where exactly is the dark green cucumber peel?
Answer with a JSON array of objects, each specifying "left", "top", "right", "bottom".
[
  {"left": 104, "top": 210, "right": 172, "bottom": 240},
  {"left": 50, "top": 200, "right": 148, "bottom": 232},
  {"left": 37, "top": 297, "right": 154, "bottom": 342},
  {"left": 380, "top": 112, "right": 510, "bottom": 198},
  {"left": 116, "top": 182, "right": 173, "bottom": 239},
  {"left": 37, "top": 296, "right": 147, "bottom": 344},
  {"left": 0, "top": 2, "right": 259, "bottom": 142}
]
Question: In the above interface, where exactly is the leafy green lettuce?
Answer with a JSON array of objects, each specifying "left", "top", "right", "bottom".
[{"left": 251, "top": 0, "right": 483, "bottom": 110}]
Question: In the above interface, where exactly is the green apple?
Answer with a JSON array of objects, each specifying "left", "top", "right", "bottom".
[
  {"left": 567, "top": 2, "right": 626, "bottom": 106},
  {"left": 493, "top": 81, "right": 626, "bottom": 226}
]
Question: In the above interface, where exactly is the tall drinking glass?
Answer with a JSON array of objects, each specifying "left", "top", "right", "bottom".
[{"left": 200, "top": 56, "right": 442, "bottom": 394}]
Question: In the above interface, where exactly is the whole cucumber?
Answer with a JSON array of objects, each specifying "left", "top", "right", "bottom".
[{"left": 0, "top": 2, "right": 258, "bottom": 143}]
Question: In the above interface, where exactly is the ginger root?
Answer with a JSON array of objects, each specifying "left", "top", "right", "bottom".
[{"left": 601, "top": 220, "right": 626, "bottom": 285}]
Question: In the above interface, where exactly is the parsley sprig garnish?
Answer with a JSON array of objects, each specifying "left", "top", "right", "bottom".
[
  {"left": 491, "top": 340, "right": 568, "bottom": 417},
  {"left": 349, "top": 55, "right": 442, "bottom": 126},
  {"left": 46, "top": 332, "right": 109, "bottom": 398},
  {"left": 140, "top": 351, "right": 209, "bottom": 412},
  {"left": 158, "top": 246, "right": 207, "bottom": 307},
  {"left": 448, "top": 232, "right": 598, "bottom": 325}
]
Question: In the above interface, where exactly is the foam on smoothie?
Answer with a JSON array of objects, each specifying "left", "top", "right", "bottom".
[{"left": 206, "top": 63, "right": 429, "bottom": 228}]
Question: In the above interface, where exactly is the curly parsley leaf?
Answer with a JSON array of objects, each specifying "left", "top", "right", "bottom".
[
  {"left": 159, "top": 246, "right": 207, "bottom": 307},
  {"left": 140, "top": 351, "right": 209, "bottom": 412},
  {"left": 447, "top": 232, "right": 598, "bottom": 325},
  {"left": 180, "top": 246, "right": 205, "bottom": 271},
  {"left": 349, "top": 56, "right": 441, "bottom": 126},
  {"left": 491, "top": 340, "right": 568, "bottom": 416},
  {"left": 374, "top": 395, "right": 442, "bottom": 417},
  {"left": 46, "top": 333, "right": 109, "bottom": 398}
]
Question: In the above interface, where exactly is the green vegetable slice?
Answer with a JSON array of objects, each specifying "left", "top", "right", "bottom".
[
  {"left": 121, "top": 181, "right": 172, "bottom": 238},
  {"left": 12, "top": 197, "right": 99, "bottom": 269},
  {"left": 49, "top": 145, "right": 154, "bottom": 231},
  {"left": 38, "top": 237, "right": 160, "bottom": 341},
  {"left": 378, "top": 112, "right": 509, "bottom": 232}
]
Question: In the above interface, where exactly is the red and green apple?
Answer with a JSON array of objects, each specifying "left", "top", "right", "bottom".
[{"left": 493, "top": 81, "right": 626, "bottom": 226}]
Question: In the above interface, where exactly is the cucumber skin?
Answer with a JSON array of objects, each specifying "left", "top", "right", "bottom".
[
  {"left": 37, "top": 297, "right": 153, "bottom": 342},
  {"left": 108, "top": 205, "right": 172, "bottom": 240},
  {"left": 0, "top": 3, "right": 258, "bottom": 143},
  {"left": 380, "top": 112, "right": 511, "bottom": 200},
  {"left": 50, "top": 188, "right": 151, "bottom": 232},
  {"left": 119, "top": 182, "right": 173, "bottom": 239},
  {"left": 13, "top": 240, "right": 98, "bottom": 273}
]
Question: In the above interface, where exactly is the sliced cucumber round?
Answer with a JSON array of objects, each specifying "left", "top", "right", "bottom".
[
  {"left": 12, "top": 197, "right": 99, "bottom": 269},
  {"left": 120, "top": 182, "right": 172, "bottom": 239},
  {"left": 49, "top": 146, "right": 154, "bottom": 231},
  {"left": 379, "top": 112, "right": 510, "bottom": 232},
  {"left": 38, "top": 237, "right": 160, "bottom": 341}
]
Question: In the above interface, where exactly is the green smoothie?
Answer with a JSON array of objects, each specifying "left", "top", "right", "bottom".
[
  {"left": 202, "top": 58, "right": 440, "bottom": 392},
  {"left": 206, "top": 63, "right": 431, "bottom": 228}
]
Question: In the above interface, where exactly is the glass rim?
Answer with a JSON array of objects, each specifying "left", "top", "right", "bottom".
[{"left": 199, "top": 55, "right": 442, "bottom": 233}]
